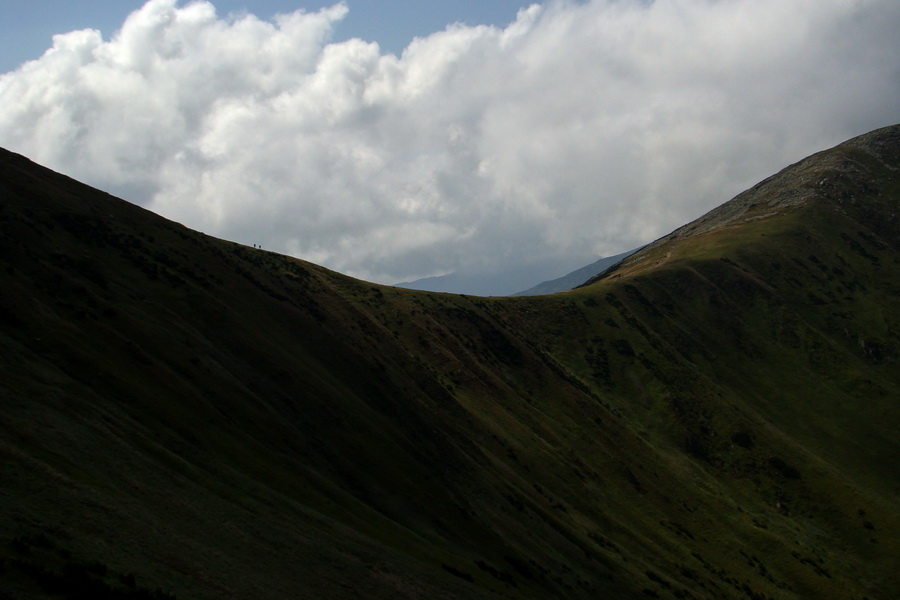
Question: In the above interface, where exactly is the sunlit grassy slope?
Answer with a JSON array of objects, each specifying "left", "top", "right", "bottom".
[{"left": 1, "top": 125, "right": 898, "bottom": 599}]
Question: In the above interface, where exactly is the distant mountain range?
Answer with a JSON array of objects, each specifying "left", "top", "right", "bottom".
[
  {"left": 1, "top": 124, "right": 899, "bottom": 599},
  {"left": 513, "top": 248, "right": 639, "bottom": 295},
  {"left": 394, "top": 269, "right": 530, "bottom": 296},
  {"left": 394, "top": 251, "right": 640, "bottom": 297},
  {"left": 394, "top": 257, "right": 598, "bottom": 296}
]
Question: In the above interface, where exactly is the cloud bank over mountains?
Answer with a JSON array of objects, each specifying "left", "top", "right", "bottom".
[{"left": 2, "top": 0, "right": 899, "bottom": 284}]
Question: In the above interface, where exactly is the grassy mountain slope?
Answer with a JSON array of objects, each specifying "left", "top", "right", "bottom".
[{"left": 1, "top": 124, "right": 898, "bottom": 599}]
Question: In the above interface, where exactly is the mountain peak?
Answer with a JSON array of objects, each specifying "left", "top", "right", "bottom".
[{"left": 586, "top": 123, "right": 900, "bottom": 284}]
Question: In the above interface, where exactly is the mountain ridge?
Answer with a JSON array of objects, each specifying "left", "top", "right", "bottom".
[
  {"left": 585, "top": 123, "right": 900, "bottom": 285},
  {"left": 1, "top": 124, "right": 899, "bottom": 599}
]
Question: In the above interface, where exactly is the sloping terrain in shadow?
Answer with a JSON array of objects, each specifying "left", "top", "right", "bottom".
[{"left": 1, "top": 125, "right": 898, "bottom": 599}]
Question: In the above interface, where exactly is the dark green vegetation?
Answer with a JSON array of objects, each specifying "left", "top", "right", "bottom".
[{"left": 1, "top": 125, "right": 899, "bottom": 599}]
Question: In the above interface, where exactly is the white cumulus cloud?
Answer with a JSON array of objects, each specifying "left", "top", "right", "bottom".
[{"left": 1, "top": 0, "right": 899, "bottom": 286}]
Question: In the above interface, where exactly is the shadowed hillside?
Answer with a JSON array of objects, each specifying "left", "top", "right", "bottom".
[{"left": 1, "top": 125, "right": 898, "bottom": 599}]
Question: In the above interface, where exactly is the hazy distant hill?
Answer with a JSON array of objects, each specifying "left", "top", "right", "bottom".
[
  {"left": 513, "top": 248, "right": 639, "bottom": 295},
  {"left": 1, "top": 124, "right": 898, "bottom": 599},
  {"left": 394, "top": 257, "right": 594, "bottom": 296}
]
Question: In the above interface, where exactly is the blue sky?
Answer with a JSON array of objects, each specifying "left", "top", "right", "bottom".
[
  {"left": 1, "top": 1, "right": 534, "bottom": 74},
  {"left": 1, "top": 0, "right": 898, "bottom": 291}
]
